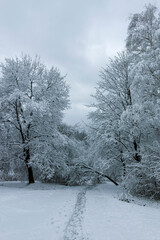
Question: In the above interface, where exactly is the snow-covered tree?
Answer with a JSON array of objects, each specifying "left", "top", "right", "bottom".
[
  {"left": 0, "top": 55, "right": 70, "bottom": 183},
  {"left": 126, "top": 4, "right": 159, "bottom": 53},
  {"left": 88, "top": 4, "right": 160, "bottom": 198},
  {"left": 124, "top": 4, "right": 160, "bottom": 198},
  {"left": 88, "top": 52, "right": 133, "bottom": 181}
]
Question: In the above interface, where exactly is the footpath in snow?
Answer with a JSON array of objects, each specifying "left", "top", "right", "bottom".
[{"left": 0, "top": 181, "right": 160, "bottom": 240}]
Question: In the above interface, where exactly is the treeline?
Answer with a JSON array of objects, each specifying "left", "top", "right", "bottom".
[{"left": 0, "top": 4, "right": 160, "bottom": 199}]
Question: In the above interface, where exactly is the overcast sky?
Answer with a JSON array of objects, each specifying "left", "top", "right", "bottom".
[{"left": 0, "top": 0, "right": 160, "bottom": 125}]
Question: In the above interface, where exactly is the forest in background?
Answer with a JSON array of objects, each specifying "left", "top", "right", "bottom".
[{"left": 0, "top": 4, "right": 160, "bottom": 200}]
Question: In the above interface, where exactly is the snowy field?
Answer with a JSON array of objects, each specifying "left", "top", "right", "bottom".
[{"left": 0, "top": 182, "right": 160, "bottom": 240}]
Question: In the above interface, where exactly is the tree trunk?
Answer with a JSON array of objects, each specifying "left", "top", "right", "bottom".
[
  {"left": 122, "top": 159, "right": 126, "bottom": 178},
  {"left": 133, "top": 140, "right": 141, "bottom": 162},
  {"left": 25, "top": 147, "right": 35, "bottom": 184},
  {"left": 26, "top": 165, "right": 35, "bottom": 184},
  {"left": 120, "top": 150, "right": 126, "bottom": 178}
]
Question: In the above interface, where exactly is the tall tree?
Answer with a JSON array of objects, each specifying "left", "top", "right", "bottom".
[
  {"left": 88, "top": 52, "right": 134, "bottom": 180},
  {"left": 0, "top": 55, "right": 69, "bottom": 183},
  {"left": 89, "top": 4, "right": 160, "bottom": 198},
  {"left": 125, "top": 4, "right": 160, "bottom": 197}
]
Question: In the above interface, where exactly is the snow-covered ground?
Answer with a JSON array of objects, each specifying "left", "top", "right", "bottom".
[{"left": 0, "top": 181, "right": 160, "bottom": 240}]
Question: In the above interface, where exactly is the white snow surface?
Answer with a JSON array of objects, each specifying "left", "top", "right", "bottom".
[{"left": 0, "top": 181, "right": 160, "bottom": 240}]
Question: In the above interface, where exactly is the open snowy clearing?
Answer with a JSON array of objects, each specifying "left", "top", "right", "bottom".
[{"left": 0, "top": 182, "right": 160, "bottom": 240}]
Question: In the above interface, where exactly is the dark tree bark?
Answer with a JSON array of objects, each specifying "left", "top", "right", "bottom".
[
  {"left": 25, "top": 148, "right": 35, "bottom": 184},
  {"left": 26, "top": 165, "right": 34, "bottom": 184},
  {"left": 133, "top": 140, "right": 141, "bottom": 162}
]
